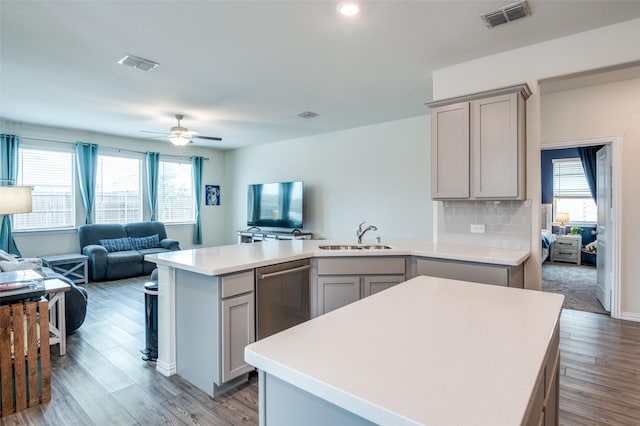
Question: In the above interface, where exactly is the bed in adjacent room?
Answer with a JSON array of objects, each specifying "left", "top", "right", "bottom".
[
  {"left": 541, "top": 204, "right": 556, "bottom": 263},
  {"left": 541, "top": 229, "right": 556, "bottom": 263}
]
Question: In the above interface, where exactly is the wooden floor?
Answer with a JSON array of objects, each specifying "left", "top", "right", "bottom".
[
  {"left": 1, "top": 277, "right": 258, "bottom": 426},
  {"left": 2, "top": 279, "right": 640, "bottom": 425},
  {"left": 558, "top": 309, "right": 640, "bottom": 425}
]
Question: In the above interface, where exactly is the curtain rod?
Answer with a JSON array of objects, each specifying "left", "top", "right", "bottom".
[{"left": 18, "top": 136, "right": 210, "bottom": 161}]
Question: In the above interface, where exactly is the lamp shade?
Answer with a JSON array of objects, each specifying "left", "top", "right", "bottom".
[
  {"left": 555, "top": 212, "right": 570, "bottom": 224},
  {"left": 0, "top": 186, "right": 33, "bottom": 215}
]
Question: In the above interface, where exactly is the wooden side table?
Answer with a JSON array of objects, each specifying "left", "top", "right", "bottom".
[
  {"left": 44, "top": 278, "right": 70, "bottom": 356},
  {"left": 40, "top": 253, "right": 88, "bottom": 284},
  {"left": 550, "top": 234, "right": 582, "bottom": 265}
]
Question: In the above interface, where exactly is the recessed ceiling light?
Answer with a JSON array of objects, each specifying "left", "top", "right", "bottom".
[{"left": 337, "top": 1, "right": 360, "bottom": 17}]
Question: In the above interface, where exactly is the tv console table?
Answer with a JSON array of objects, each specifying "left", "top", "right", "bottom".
[{"left": 237, "top": 230, "right": 312, "bottom": 244}]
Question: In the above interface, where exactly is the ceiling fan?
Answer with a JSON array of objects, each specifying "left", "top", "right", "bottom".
[{"left": 140, "top": 114, "right": 222, "bottom": 146}]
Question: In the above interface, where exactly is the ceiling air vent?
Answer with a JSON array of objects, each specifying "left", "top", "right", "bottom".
[
  {"left": 118, "top": 54, "right": 159, "bottom": 71},
  {"left": 481, "top": 0, "right": 531, "bottom": 28},
  {"left": 297, "top": 111, "right": 319, "bottom": 119}
]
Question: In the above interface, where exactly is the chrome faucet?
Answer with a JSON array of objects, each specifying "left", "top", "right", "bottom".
[{"left": 356, "top": 221, "right": 378, "bottom": 244}]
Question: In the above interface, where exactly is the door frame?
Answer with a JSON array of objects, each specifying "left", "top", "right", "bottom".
[{"left": 541, "top": 136, "right": 621, "bottom": 318}]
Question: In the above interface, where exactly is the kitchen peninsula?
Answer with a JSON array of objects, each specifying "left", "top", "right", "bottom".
[
  {"left": 245, "top": 276, "right": 563, "bottom": 425},
  {"left": 145, "top": 240, "right": 530, "bottom": 396}
]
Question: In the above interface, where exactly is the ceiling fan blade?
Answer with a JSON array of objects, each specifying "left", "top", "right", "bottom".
[
  {"left": 193, "top": 135, "right": 223, "bottom": 141},
  {"left": 139, "top": 130, "right": 168, "bottom": 135}
]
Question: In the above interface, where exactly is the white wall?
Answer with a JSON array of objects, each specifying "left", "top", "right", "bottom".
[
  {"left": 541, "top": 77, "right": 640, "bottom": 319},
  {"left": 0, "top": 120, "right": 227, "bottom": 257},
  {"left": 224, "top": 115, "right": 432, "bottom": 244},
  {"left": 431, "top": 18, "right": 640, "bottom": 314}
]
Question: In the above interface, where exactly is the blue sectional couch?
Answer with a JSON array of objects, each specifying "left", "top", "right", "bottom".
[{"left": 78, "top": 221, "right": 180, "bottom": 281}]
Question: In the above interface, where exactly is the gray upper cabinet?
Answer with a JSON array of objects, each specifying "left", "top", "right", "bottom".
[
  {"left": 431, "top": 102, "right": 470, "bottom": 199},
  {"left": 427, "top": 84, "right": 530, "bottom": 200}
]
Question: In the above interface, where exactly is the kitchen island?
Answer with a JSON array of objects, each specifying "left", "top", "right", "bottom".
[
  {"left": 245, "top": 276, "right": 564, "bottom": 426},
  {"left": 145, "top": 240, "right": 530, "bottom": 396}
]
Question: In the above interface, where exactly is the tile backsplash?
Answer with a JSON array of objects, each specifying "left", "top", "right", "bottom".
[{"left": 437, "top": 200, "right": 531, "bottom": 250}]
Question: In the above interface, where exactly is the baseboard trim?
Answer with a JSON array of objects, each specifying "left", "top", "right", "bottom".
[
  {"left": 156, "top": 360, "right": 176, "bottom": 377},
  {"left": 619, "top": 311, "right": 640, "bottom": 323}
]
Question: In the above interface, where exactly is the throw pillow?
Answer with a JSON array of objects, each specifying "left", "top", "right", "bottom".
[
  {"left": 98, "top": 237, "right": 133, "bottom": 253},
  {"left": 0, "top": 258, "right": 43, "bottom": 275},
  {"left": 130, "top": 234, "right": 160, "bottom": 250}
]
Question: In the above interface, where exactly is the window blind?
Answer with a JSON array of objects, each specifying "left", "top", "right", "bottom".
[
  {"left": 14, "top": 148, "right": 74, "bottom": 230},
  {"left": 95, "top": 155, "right": 142, "bottom": 224},
  {"left": 158, "top": 160, "right": 194, "bottom": 223},
  {"left": 553, "top": 158, "right": 591, "bottom": 197}
]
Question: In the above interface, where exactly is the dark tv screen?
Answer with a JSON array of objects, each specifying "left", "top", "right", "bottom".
[{"left": 247, "top": 181, "right": 303, "bottom": 229}]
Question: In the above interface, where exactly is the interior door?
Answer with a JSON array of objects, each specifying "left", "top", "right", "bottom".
[{"left": 596, "top": 145, "right": 612, "bottom": 312}]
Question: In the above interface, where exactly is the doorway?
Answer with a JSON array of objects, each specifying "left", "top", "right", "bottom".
[{"left": 540, "top": 139, "right": 619, "bottom": 317}]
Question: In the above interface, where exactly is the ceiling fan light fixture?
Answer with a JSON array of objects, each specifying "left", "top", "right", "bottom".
[{"left": 169, "top": 132, "right": 191, "bottom": 146}]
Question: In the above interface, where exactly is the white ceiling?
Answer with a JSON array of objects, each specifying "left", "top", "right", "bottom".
[{"left": 2, "top": 1, "right": 640, "bottom": 150}]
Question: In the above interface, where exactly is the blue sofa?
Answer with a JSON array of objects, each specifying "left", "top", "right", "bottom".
[{"left": 78, "top": 221, "right": 180, "bottom": 281}]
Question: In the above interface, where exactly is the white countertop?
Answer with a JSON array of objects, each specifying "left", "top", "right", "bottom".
[
  {"left": 145, "top": 239, "right": 530, "bottom": 276},
  {"left": 244, "top": 276, "right": 564, "bottom": 425}
]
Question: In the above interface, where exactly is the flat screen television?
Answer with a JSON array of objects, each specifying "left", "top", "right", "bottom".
[{"left": 247, "top": 181, "right": 303, "bottom": 229}]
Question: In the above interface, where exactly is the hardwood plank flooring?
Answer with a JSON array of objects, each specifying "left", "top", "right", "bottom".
[
  {"left": 0, "top": 277, "right": 258, "bottom": 426},
  {"left": 559, "top": 309, "right": 640, "bottom": 426},
  {"left": 2, "top": 278, "right": 640, "bottom": 425}
]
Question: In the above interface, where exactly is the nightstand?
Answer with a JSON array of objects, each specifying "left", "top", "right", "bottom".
[{"left": 550, "top": 234, "right": 582, "bottom": 265}]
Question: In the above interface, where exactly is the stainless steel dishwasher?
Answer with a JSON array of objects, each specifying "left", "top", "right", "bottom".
[{"left": 256, "top": 259, "right": 311, "bottom": 340}]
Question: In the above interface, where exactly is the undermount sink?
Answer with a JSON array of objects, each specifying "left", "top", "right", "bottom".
[
  {"left": 359, "top": 244, "right": 393, "bottom": 250},
  {"left": 318, "top": 244, "right": 392, "bottom": 250}
]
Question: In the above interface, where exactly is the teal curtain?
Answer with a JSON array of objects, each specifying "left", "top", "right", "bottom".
[
  {"left": 192, "top": 156, "right": 204, "bottom": 245},
  {"left": 145, "top": 152, "right": 160, "bottom": 221},
  {"left": 578, "top": 145, "right": 603, "bottom": 203},
  {"left": 0, "top": 134, "right": 22, "bottom": 256},
  {"left": 75, "top": 142, "right": 99, "bottom": 224}
]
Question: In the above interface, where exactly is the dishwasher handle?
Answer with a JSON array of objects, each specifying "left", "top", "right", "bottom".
[{"left": 257, "top": 264, "right": 311, "bottom": 280}]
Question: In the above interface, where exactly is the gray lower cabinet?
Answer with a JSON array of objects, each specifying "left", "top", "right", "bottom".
[
  {"left": 413, "top": 257, "right": 524, "bottom": 288},
  {"left": 316, "top": 257, "right": 406, "bottom": 315},
  {"left": 523, "top": 322, "right": 560, "bottom": 426},
  {"left": 362, "top": 275, "right": 407, "bottom": 297},
  {"left": 175, "top": 268, "right": 255, "bottom": 396},
  {"left": 317, "top": 275, "right": 360, "bottom": 314},
  {"left": 221, "top": 291, "right": 255, "bottom": 382}
]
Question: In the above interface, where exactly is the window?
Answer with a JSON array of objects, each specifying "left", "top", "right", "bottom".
[
  {"left": 14, "top": 148, "right": 74, "bottom": 230},
  {"left": 158, "top": 160, "right": 194, "bottom": 223},
  {"left": 95, "top": 155, "right": 142, "bottom": 224},
  {"left": 553, "top": 158, "right": 596, "bottom": 223}
]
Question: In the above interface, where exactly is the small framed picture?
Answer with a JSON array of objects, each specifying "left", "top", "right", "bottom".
[{"left": 205, "top": 185, "right": 221, "bottom": 206}]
